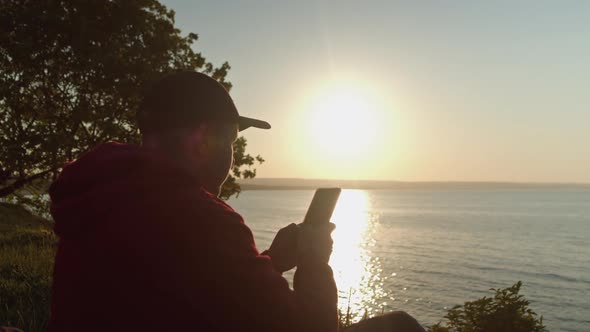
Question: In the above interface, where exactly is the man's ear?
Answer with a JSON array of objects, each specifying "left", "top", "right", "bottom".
[{"left": 188, "top": 124, "right": 211, "bottom": 156}]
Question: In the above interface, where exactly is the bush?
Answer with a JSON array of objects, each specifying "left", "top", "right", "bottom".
[{"left": 429, "top": 281, "right": 547, "bottom": 332}]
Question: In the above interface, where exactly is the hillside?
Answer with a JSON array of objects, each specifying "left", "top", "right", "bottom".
[{"left": 0, "top": 202, "right": 50, "bottom": 230}]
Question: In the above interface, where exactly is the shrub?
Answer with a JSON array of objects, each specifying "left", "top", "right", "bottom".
[{"left": 429, "top": 281, "right": 547, "bottom": 332}]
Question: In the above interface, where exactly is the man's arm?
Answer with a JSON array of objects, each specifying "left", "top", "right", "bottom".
[
  {"left": 262, "top": 222, "right": 339, "bottom": 331},
  {"left": 142, "top": 192, "right": 338, "bottom": 332},
  {"left": 201, "top": 211, "right": 338, "bottom": 332}
]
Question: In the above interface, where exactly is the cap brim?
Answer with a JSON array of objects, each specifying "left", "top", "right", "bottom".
[{"left": 238, "top": 116, "right": 271, "bottom": 131}]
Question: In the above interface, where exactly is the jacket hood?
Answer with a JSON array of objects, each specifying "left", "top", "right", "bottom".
[{"left": 49, "top": 142, "right": 199, "bottom": 238}]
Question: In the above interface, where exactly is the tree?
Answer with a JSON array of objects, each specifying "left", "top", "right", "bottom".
[
  {"left": 220, "top": 137, "right": 265, "bottom": 200},
  {"left": 0, "top": 0, "right": 262, "bottom": 209},
  {"left": 429, "top": 282, "right": 547, "bottom": 332}
]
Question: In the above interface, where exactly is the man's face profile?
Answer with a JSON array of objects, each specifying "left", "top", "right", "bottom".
[{"left": 191, "top": 122, "right": 239, "bottom": 196}]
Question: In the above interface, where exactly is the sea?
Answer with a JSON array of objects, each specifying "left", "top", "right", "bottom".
[{"left": 228, "top": 189, "right": 590, "bottom": 331}]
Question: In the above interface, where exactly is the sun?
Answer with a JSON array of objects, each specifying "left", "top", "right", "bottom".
[{"left": 307, "top": 83, "right": 379, "bottom": 160}]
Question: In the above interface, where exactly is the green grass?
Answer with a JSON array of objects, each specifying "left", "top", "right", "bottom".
[{"left": 0, "top": 203, "right": 56, "bottom": 332}]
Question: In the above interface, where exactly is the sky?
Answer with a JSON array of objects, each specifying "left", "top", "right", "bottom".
[{"left": 162, "top": 0, "right": 590, "bottom": 183}]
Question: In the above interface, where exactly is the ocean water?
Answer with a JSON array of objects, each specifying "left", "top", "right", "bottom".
[{"left": 229, "top": 189, "right": 590, "bottom": 331}]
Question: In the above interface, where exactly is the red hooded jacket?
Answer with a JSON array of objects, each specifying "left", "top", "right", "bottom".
[{"left": 48, "top": 142, "right": 338, "bottom": 331}]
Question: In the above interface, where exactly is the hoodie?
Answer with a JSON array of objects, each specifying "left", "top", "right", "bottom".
[{"left": 48, "top": 142, "right": 337, "bottom": 332}]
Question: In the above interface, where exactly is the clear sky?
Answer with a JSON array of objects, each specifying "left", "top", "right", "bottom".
[{"left": 162, "top": 0, "right": 590, "bottom": 183}]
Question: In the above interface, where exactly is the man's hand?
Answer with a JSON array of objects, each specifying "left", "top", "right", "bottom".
[
  {"left": 265, "top": 223, "right": 300, "bottom": 273},
  {"left": 297, "top": 223, "right": 336, "bottom": 266},
  {"left": 265, "top": 222, "right": 336, "bottom": 272}
]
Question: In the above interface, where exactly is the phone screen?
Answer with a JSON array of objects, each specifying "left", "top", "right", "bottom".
[{"left": 302, "top": 188, "right": 342, "bottom": 225}]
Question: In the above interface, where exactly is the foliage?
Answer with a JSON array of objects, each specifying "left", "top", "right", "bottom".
[
  {"left": 339, "top": 307, "right": 369, "bottom": 330},
  {"left": 0, "top": 0, "right": 262, "bottom": 211},
  {"left": 428, "top": 281, "right": 547, "bottom": 332},
  {"left": 220, "top": 137, "right": 265, "bottom": 200}
]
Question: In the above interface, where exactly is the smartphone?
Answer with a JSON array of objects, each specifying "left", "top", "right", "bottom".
[{"left": 302, "top": 188, "right": 342, "bottom": 225}]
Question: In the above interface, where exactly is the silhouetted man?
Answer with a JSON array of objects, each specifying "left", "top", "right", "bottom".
[
  {"left": 48, "top": 71, "right": 338, "bottom": 332},
  {"left": 48, "top": 71, "right": 425, "bottom": 332}
]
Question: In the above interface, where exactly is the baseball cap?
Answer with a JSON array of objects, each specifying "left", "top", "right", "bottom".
[{"left": 137, "top": 71, "right": 271, "bottom": 133}]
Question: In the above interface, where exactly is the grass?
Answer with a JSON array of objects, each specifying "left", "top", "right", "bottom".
[{"left": 0, "top": 203, "right": 56, "bottom": 331}]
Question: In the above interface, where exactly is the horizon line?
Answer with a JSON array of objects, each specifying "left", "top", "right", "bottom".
[{"left": 240, "top": 177, "right": 590, "bottom": 186}]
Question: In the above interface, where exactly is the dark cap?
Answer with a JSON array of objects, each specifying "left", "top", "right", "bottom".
[{"left": 137, "top": 71, "right": 271, "bottom": 133}]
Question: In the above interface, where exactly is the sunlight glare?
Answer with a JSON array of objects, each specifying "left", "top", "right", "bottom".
[
  {"left": 330, "top": 190, "right": 386, "bottom": 321},
  {"left": 307, "top": 84, "right": 379, "bottom": 160}
]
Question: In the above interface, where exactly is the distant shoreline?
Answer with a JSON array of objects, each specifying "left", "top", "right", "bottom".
[{"left": 238, "top": 178, "right": 590, "bottom": 191}]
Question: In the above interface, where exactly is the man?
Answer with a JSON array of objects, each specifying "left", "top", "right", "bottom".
[
  {"left": 48, "top": 71, "right": 426, "bottom": 332},
  {"left": 49, "top": 71, "right": 337, "bottom": 331}
]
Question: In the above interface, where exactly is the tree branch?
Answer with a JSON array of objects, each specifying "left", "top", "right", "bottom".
[{"left": 0, "top": 167, "right": 58, "bottom": 198}]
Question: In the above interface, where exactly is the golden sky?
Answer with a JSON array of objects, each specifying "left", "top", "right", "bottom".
[{"left": 164, "top": 1, "right": 590, "bottom": 183}]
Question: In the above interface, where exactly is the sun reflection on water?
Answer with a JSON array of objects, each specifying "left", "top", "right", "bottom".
[{"left": 330, "top": 190, "right": 386, "bottom": 321}]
